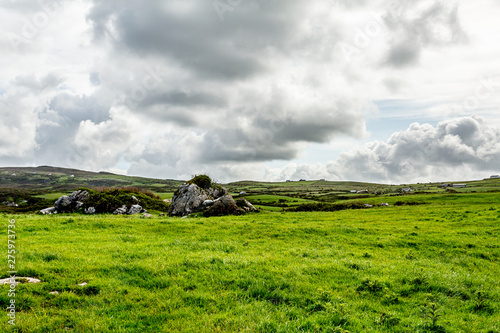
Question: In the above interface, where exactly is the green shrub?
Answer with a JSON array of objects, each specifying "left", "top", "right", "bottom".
[
  {"left": 395, "top": 200, "right": 425, "bottom": 206},
  {"left": 288, "top": 202, "right": 366, "bottom": 212},
  {"left": 81, "top": 187, "right": 169, "bottom": 213},
  {"left": 187, "top": 174, "right": 213, "bottom": 189}
]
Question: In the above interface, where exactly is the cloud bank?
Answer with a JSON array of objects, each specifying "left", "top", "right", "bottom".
[{"left": 0, "top": 0, "right": 499, "bottom": 182}]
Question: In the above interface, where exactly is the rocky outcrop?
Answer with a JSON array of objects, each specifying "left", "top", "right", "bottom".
[
  {"left": 54, "top": 190, "right": 89, "bottom": 213},
  {"left": 235, "top": 198, "right": 258, "bottom": 212},
  {"left": 168, "top": 184, "right": 214, "bottom": 216},
  {"left": 204, "top": 195, "right": 245, "bottom": 217},
  {"left": 127, "top": 204, "right": 144, "bottom": 215},
  {"left": 112, "top": 204, "right": 144, "bottom": 215},
  {"left": 168, "top": 182, "right": 241, "bottom": 217},
  {"left": 113, "top": 205, "right": 127, "bottom": 215},
  {"left": 41, "top": 190, "right": 163, "bottom": 215},
  {"left": 40, "top": 207, "right": 56, "bottom": 215}
]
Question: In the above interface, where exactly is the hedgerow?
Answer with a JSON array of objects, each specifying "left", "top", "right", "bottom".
[
  {"left": 287, "top": 202, "right": 367, "bottom": 212},
  {"left": 79, "top": 187, "right": 169, "bottom": 213}
]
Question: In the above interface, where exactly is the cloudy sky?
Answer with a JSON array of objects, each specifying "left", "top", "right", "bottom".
[{"left": 1, "top": 0, "right": 500, "bottom": 183}]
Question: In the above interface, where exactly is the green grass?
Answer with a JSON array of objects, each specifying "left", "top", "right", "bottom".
[
  {"left": 254, "top": 205, "right": 284, "bottom": 212},
  {"left": 244, "top": 194, "right": 314, "bottom": 207},
  {"left": 33, "top": 192, "right": 67, "bottom": 201},
  {"left": 155, "top": 192, "right": 174, "bottom": 200},
  {"left": 1, "top": 192, "right": 499, "bottom": 332}
]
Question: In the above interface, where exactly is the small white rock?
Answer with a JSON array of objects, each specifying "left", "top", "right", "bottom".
[{"left": 0, "top": 277, "right": 41, "bottom": 285}]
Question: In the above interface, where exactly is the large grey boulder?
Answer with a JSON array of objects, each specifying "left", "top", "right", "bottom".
[
  {"left": 235, "top": 198, "right": 258, "bottom": 212},
  {"left": 205, "top": 195, "right": 245, "bottom": 217},
  {"left": 208, "top": 187, "right": 228, "bottom": 198},
  {"left": 54, "top": 190, "right": 89, "bottom": 212},
  {"left": 168, "top": 184, "right": 211, "bottom": 217},
  {"left": 168, "top": 180, "right": 257, "bottom": 217},
  {"left": 54, "top": 195, "right": 71, "bottom": 211},
  {"left": 128, "top": 204, "right": 144, "bottom": 215}
]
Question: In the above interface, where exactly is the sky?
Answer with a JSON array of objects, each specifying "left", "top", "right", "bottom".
[{"left": 1, "top": 0, "right": 500, "bottom": 183}]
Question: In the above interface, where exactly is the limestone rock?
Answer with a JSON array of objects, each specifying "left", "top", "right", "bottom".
[
  {"left": 128, "top": 204, "right": 143, "bottom": 215},
  {"left": 235, "top": 198, "right": 258, "bottom": 212},
  {"left": 54, "top": 190, "right": 89, "bottom": 212},
  {"left": 113, "top": 205, "right": 127, "bottom": 215},
  {"left": 168, "top": 180, "right": 257, "bottom": 217},
  {"left": 54, "top": 195, "right": 71, "bottom": 211},
  {"left": 204, "top": 195, "right": 245, "bottom": 217},
  {"left": 203, "top": 200, "right": 214, "bottom": 207},
  {"left": 40, "top": 207, "right": 56, "bottom": 215},
  {"left": 0, "top": 277, "right": 41, "bottom": 285},
  {"left": 208, "top": 187, "right": 227, "bottom": 199},
  {"left": 168, "top": 184, "right": 211, "bottom": 217},
  {"left": 84, "top": 207, "right": 96, "bottom": 214}
]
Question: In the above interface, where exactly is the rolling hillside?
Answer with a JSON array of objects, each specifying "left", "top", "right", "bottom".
[{"left": 1, "top": 166, "right": 499, "bottom": 213}]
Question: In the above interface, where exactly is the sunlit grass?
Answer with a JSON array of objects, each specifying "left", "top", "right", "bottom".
[{"left": 1, "top": 194, "right": 499, "bottom": 332}]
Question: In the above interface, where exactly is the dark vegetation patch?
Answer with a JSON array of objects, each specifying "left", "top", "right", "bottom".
[
  {"left": 81, "top": 187, "right": 169, "bottom": 213},
  {"left": 394, "top": 200, "right": 426, "bottom": 206},
  {"left": 0, "top": 188, "right": 49, "bottom": 213},
  {"left": 186, "top": 174, "right": 213, "bottom": 189},
  {"left": 287, "top": 202, "right": 367, "bottom": 212}
]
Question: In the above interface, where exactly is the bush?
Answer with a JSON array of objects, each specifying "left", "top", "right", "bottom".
[
  {"left": 395, "top": 200, "right": 425, "bottom": 206},
  {"left": 81, "top": 187, "right": 169, "bottom": 214},
  {"left": 187, "top": 175, "right": 213, "bottom": 189},
  {"left": 288, "top": 202, "right": 366, "bottom": 212}
]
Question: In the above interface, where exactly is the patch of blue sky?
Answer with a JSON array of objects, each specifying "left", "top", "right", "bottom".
[{"left": 367, "top": 99, "right": 440, "bottom": 139}]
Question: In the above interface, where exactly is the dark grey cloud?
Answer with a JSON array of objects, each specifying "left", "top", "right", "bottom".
[
  {"left": 139, "top": 91, "right": 227, "bottom": 109},
  {"left": 13, "top": 72, "right": 65, "bottom": 93},
  {"left": 87, "top": 0, "right": 296, "bottom": 81},
  {"left": 385, "top": 40, "right": 420, "bottom": 68},
  {"left": 83, "top": 0, "right": 367, "bottom": 164},
  {"left": 193, "top": 94, "right": 365, "bottom": 163},
  {"left": 197, "top": 128, "right": 298, "bottom": 163},
  {"left": 47, "top": 93, "right": 110, "bottom": 124},
  {"left": 34, "top": 93, "right": 112, "bottom": 165}
]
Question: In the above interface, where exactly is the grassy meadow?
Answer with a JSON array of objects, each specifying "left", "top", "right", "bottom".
[{"left": 1, "top": 192, "right": 499, "bottom": 332}]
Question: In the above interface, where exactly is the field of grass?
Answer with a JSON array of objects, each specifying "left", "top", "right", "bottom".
[
  {"left": 33, "top": 193, "right": 67, "bottom": 202},
  {"left": 1, "top": 191, "right": 499, "bottom": 332},
  {"left": 155, "top": 192, "right": 174, "bottom": 200},
  {"left": 243, "top": 195, "right": 315, "bottom": 207}
]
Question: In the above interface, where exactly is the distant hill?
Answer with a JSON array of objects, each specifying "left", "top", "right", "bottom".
[
  {"left": 1, "top": 165, "right": 499, "bottom": 213},
  {"left": 0, "top": 166, "right": 183, "bottom": 193}
]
